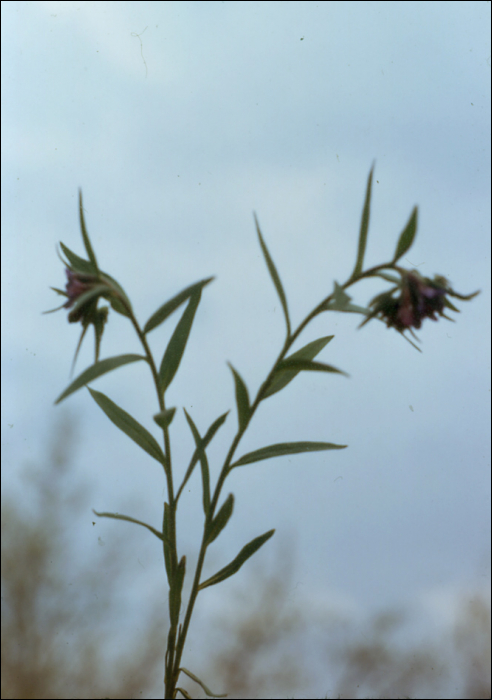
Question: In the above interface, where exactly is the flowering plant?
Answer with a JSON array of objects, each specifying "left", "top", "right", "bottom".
[{"left": 46, "top": 167, "right": 478, "bottom": 699}]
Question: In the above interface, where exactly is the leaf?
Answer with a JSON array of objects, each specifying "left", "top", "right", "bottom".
[
  {"left": 392, "top": 206, "right": 418, "bottom": 263},
  {"left": 78, "top": 190, "right": 99, "bottom": 273},
  {"left": 169, "top": 555, "right": 186, "bottom": 628},
  {"left": 254, "top": 214, "right": 291, "bottom": 338},
  {"left": 228, "top": 363, "right": 250, "bottom": 431},
  {"left": 183, "top": 410, "right": 211, "bottom": 515},
  {"left": 179, "top": 668, "right": 227, "bottom": 698},
  {"left": 55, "top": 354, "right": 146, "bottom": 404},
  {"left": 350, "top": 165, "right": 374, "bottom": 280},
  {"left": 59, "top": 242, "right": 97, "bottom": 276},
  {"left": 178, "top": 411, "right": 229, "bottom": 502},
  {"left": 88, "top": 387, "right": 166, "bottom": 466},
  {"left": 263, "top": 335, "right": 334, "bottom": 399},
  {"left": 143, "top": 277, "right": 214, "bottom": 334},
  {"left": 275, "top": 358, "right": 349, "bottom": 378},
  {"left": 322, "top": 281, "right": 370, "bottom": 316},
  {"left": 159, "top": 291, "right": 201, "bottom": 393},
  {"left": 231, "top": 441, "right": 347, "bottom": 468},
  {"left": 153, "top": 407, "right": 177, "bottom": 430},
  {"left": 207, "top": 494, "right": 234, "bottom": 545},
  {"left": 198, "top": 529, "right": 275, "bottom": 590},
  {"left": 92, "top": 509, "right": 163, "bottom": 541}
]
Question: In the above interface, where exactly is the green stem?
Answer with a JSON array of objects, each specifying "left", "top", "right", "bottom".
[{"left": 167, "top": 260, "right": 395, "bottom": 696}]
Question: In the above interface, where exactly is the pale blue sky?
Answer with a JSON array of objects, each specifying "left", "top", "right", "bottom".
[{"left": 1, "top": 1, "right": 490, "bottom": 696}]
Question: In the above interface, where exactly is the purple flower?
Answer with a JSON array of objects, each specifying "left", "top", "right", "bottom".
[{"left": 360, "top": 270, "right": 477, "bottom": 336}]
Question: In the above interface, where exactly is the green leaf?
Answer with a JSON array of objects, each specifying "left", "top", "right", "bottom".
[
  {"left": 144, "top": 277, "right": 214, "bottom": 334},
  {"left": 179, "top": 668, "right": 227, "bottom": 698},
  {"left": 207, "top": 494, "right": 234, "bottom": 545},
  {"left": 178, "top": 411, "right": 229, "bottom": 502},
  {"left": 88, "top": 387, "right": 166, "bottom": 466},
  {"left": 169, "top": 555, "right": 186, "bottom": 628},
  {"left": 199, "top": 529, "right": 275, "bottom": 590},
  {"left": 392, "top": 206, "right": 418, "bottom": 263},
  {"left": 275, "top": 358, "right": 349, "bottom": 378},
  {"left": 254, "top": 214, "right": 291, "bottom": 338},
  {"left": 183, "top": 410, "right": 211, "bottom": 515},
  {"left": 59, "top": 242, "right": 97, "bottom": 276},
  {"left": 263, "top": 335, "right": 334, "bottom": 399},
  {"left": 55, "top": 354, "right": 146, "bottom": 404},
  {"left": 153, "top": 407, "right": 177, "bottom": 430},
  {"left": 78, "top": 190, "right": 99, "bottom": 273},
  {"left": 232, "top": 441, "right": 347, "bottom": 468},
  {"left": 159, "top": 291, "right": 201, "bottom": 393},
  {"left": 92, "top": 509, "right": 164, "bottom": 541},
  {"left": 228, "top": 363, "right": 250, "bottom": 431},
  {"left": 350, "top": 165, "right": 374, "bottom": 280}
]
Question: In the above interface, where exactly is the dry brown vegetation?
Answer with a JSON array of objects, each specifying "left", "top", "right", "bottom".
[{"left": 1, "top": 417, "right": 490, "bottom": 699}]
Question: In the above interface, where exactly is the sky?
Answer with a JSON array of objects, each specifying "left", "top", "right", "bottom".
[{"left": 1, "top": 0, "right": 491, "bottom": 695}]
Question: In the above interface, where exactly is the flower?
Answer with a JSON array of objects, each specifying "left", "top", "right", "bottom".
[
  {"left": 64, "top": 268, "right": 102, "bottom": 323},
  {"left": 360, "top": 270, "right": 479, "bottom": 336}
]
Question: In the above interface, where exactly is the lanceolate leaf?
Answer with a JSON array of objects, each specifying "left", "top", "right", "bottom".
[
  {"left": 144, "top": 277, "right": 214, "bottom": 334},
  {"left": 169, "top": 555, "right": 186, "bottom": 628},
  {"left": 350, "top": 165, "right": 374, "bottom": 280},
  {"left": 231, "top": 441, "right": 347, "bottom": 468},
  {"left": 55, "top": 354, "right": 146, "bottom": 404},
  {"left": 262, "top": 335, "right": 334, "bottom": 399},
  {"left": 228, "top": 363, "right": 250, "bottom": 431},
  {"left": 178, "top": 411, "right": 229, "bottom": 502},
  {"left": 198, "top": 529, "right": 275, "bottom": 590},
  {"left": 78, "top": 190, "right": 99, "bottom": 273},
  {"left": 254, "top": 214, "right": 291, "bottom": 338},
  {"left": 88, "top": 387, "right": 166, "bottom": 466},
  {"left": 392, "top": 206, "right": 418, "bottom": 263},
  {"left": 159, "top": 291, "right": 201, "bottom": 393},
  {"left": 92, "top": 509, "right": 164, "bottom": 541},
  {"left": 183, "top": 410, "right": 211, "bottom": 515},
  {"left": 59, "top": 242, "right": 97, "bottom": 276},
  {"left": 275, "top": 358, "right": 349, "bottom": 378},
  {"left": 207, "top": 494, "right": 234, "bottom": 545}
]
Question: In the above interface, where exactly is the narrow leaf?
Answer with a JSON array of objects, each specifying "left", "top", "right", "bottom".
[
  {"left": 392, "top": 206, "right": 418, "bottom": 263},
  {"left": 55, "top": 354, "right": 146, "bottom": 404},
  {"left": 59, "top": 242, "right": 97, "bottom": 276},
  {"left": 92, "top": 509, "right": 164, "bottom": 541},
  {"left": 154, "top": 407, "right": 177, "bottom": 430},
  {"left": 276, "top": 358, "right": 349, "bottom": 377},
  {"left": 159, "top": 291, "right": 201, "bottom": 393},
  {"left": 232, "top": 441, "right": 347, "bottom": 468},
  {"left": 263, "top": 335, "right": 334, "bottom": 399},
  {"left": 207, "top": 494, "right": 234, "bottom": 545},
  {"left": 144, "top": 277, "right": 214, "bottom": 334},
  {"left": 180, "top": 668, "right": 227, "bottom": 698},
  {"left": 228, "top": 363, "right": 250, "bottom": 431},
  {"left": 169, "top": 555, "right": 186, "bottom": 628},
  {"left": 78, "top": 190, "right": 99, "bottom": 272},
  {"left": 254, "top": 214, "right": 291, "bottom": 338},
  {"left": 199, "top": 529, "right": 275, "bottom": 590},
  {"left": 183, "top": 410, "right": 211, "bottom": 515},
  {"left": 350, "top": 165, "right": 374, "bottom": 279},
  {"left": 88, "top": 387, "right": 166, "bottom": 466},
  {"left": 178, "top": 411, "right": 229, "bottom": 502}
]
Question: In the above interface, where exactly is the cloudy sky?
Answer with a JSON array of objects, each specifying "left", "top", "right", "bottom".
[{"left": 2, "top": 0, "right": 490, "bottom": 694}]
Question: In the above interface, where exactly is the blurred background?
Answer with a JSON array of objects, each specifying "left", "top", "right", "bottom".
[{"left": 1, "top": 2, "right": 490, "bottom": 698}]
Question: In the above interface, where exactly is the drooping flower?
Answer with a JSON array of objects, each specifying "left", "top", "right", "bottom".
[{"left": 360, "top": 270, "right": 479, "bottom": 339}]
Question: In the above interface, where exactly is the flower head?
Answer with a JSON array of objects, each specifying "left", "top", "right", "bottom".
[{"left": 360, "top": 269, "right": 479, "bottom": 341}]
